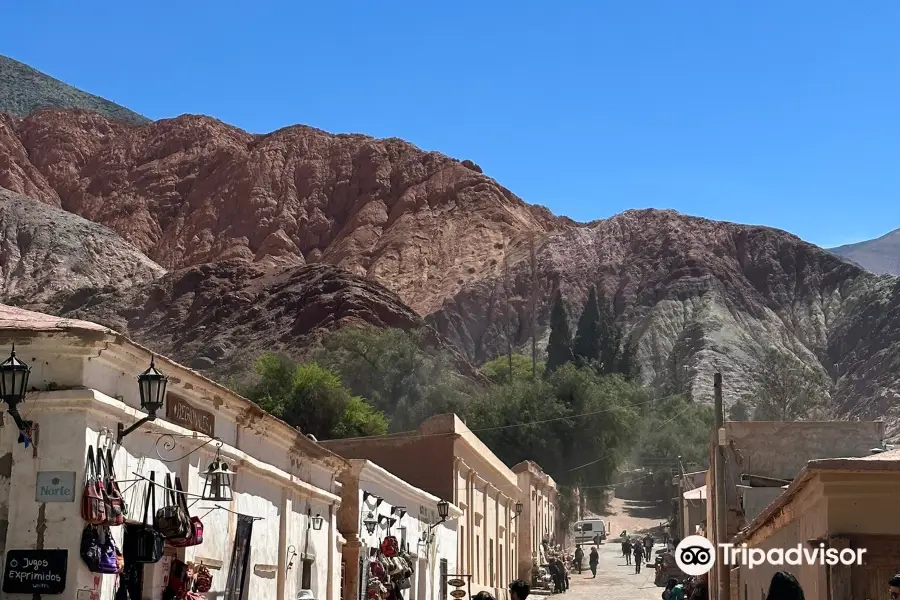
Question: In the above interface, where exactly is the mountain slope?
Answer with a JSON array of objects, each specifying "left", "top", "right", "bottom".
[
  {"left": 0, "top": 188, "right": 164, "bottom": 304},
  {"left": 830, "top": 229, "right": 900, "bottom": 276},
  {"left": 42, "top": 260, "right": 439, "bottom": 376},
  {"left": 428, "top": 209, "right": 900, "bottom": 433},
  {"left": 0, "top": 109, "right": 567, "bottom": 314},
  {"left": 0, "top": 55, "right": 150, "bottom": 125}
]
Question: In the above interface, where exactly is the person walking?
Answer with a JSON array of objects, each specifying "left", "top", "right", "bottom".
[
  {"left": 573, "top": 545, "right": 584, "bottom": 574},
  {"left": 633, "top": 541, "right": 644, "bottom": 574},
  {"left": 644, "top": 534, "right": 654, "bottom": 561},
  {"left": 589, "top": 546, "right": 599, "bottom": 578},
  {"left": 624, "top": 537, "right": 633, "bottom": 565},
  {"left": 765, "top": 572, "right": 804, "bottom": 600}
]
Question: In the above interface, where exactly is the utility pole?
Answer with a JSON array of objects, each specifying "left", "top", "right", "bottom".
[
  {"left": 713, "top": 372, "right": 729, "bottom": 600},
  {"left": 530, "top": 233, "right": 537, "bottom": 379}
]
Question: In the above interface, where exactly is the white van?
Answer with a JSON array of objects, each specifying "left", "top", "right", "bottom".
[{"left": 573, "top": 519, "right": 607, "bottom": 544}]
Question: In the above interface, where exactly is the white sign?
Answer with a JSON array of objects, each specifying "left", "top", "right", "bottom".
[{"left": 35, "top": 472, "right": 76, "bottom": 503}]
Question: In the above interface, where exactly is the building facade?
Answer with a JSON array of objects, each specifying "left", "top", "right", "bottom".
[
  {"left": 0, "top": 306, "right": 348, "bottom": 600},
  {"left": 337, "top": 459, "right": 462, "bottom": 600},
  {"left": 322, "top": 415, "right": 550, "bottom": 600},
  {"left": 511, "top": 461, "right": 557, "bottom": 582},
  {"left": 706, "top": 419, "right": 886, "bottom": 600},
  {"left": 731, "top": 449, "right": 900, "bottom": 600}
]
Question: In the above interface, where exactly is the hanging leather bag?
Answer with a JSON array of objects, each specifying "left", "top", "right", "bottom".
[
  {"left": 155, "top": 473, "right": 191, "bottom": 539},
  {"left": 102, "top": 447, "right": 127, "bottom": 526},
  {"left": 82, "top": 446, "right": 108, "bottom": 524},
  {"left": 195, "top": 565, "right": 213, "bottom": 593},
  {"left": 167, "top": 476, "right": 204, "bottom": 548},
  {"left": 124, "top": 472, "right": 164, "bottom": 563},
  {"left": 80, "top": 525, "right": 122, "bottom": 574}
]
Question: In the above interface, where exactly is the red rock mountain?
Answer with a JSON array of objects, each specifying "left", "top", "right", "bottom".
[
  {"left": 1, "top": 62, "right": 900, "bottom": 433},
  {"left": 0, "top": 109, "right": 565, "bottom": 314}
]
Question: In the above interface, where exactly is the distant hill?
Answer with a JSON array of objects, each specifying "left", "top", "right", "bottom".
[
  {"left": 0, "top": 54, "right": 150, "bottom": 125},
  {"left": 830, "top": 228, "right": 900, "bottom": 276}
]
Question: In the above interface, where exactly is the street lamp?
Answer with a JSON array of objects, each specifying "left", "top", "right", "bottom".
[
  {"left": 118, "top": 356, "right": 168, "bottom": 443},
  {"left": 310, "top": 511, "right": 324, "bottom": 531},
  {"left": 429, "top": 499, "right": 451, "bottom": 530},
  {"left": 0, "top": 345, "right": 31, "bottom": 431},
  {"left": 363, "top": 513, "right": 378, "bottom": 535},
  {"left": 201, "top": 452, "right": 234, "bottom": 501},
  {"left": 511, "top": 501, "right": 523, "bottom": 520}
]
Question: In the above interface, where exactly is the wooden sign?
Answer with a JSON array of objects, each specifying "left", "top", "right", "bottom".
[
  {"left": 166, "top": 394, "right": 215, "bottom": 437},
  {"left": 3, "top": 549, "right": 67, "bottom": 595},
  {"left": 450, "top": 591, "right": 467, "bottom": 598},
  {"left": 447, "top": 579, "right": 465, "bottom": 588}
]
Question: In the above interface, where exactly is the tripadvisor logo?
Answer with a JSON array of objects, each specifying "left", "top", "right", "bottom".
[{"left": 674, "top": 536, "right": 867, "bottom": 575}]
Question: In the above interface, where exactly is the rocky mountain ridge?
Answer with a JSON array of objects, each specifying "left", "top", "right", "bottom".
[
  {"left": 0, "top": 108, "right": 567, "bottom": 314},
  {"left": 0, "top": 58, "right": 899, "bottom": 433},
  {"left": 830, "top": 228, "right": 900, "bottom": 276},
  {"left": 0, "top": 55, "right": 149, "bottom": 125}
]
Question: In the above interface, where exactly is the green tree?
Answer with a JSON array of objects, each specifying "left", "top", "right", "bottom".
[
  {"left": 617, "top": 333, "right": 641, "bottom": 381},
  {"left": 242, "top": 355, "right": 388, "bottom": 439},
  {"left": 635, "top": 394, "right": 714, "bottom": 468},
  {"left": 315, "top": 326, "right": 471, "bottom": 432},
  {"left": 481, "top": 353, "right": 544, "bottom": 385},
  {"left": 743, "top": 345, "right": 831, "bottom": 421},
  {"left": 573, "top": 286, "right": 602, "bottom": 365},
  {"left": 728, "top": 399, "right": 751, "bottom": 421},
  {"left": 545, "top": 291, "right": 574, "bottom": 374}
]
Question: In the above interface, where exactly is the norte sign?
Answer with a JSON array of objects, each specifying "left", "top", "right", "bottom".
[{"left": 35, "top": 472, "right": 76, "bottom": 503}]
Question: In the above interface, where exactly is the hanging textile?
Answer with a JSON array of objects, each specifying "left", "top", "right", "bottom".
[{"left": 224, "top": 514, "right": 254, "bottom": 600}]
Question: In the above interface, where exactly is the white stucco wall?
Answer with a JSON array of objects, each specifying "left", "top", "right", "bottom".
[
  {"left": 353, "top": 463, "right": 459, "bottom": 600},
  {"left": 0, "top": 331, "right": 346, "bottom": 600}
]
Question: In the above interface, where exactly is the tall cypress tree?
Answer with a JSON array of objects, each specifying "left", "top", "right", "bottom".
[
  {"left": 573, "top": 286, "right": 602, "bottom": 365},
  {"left": 545, "top": 291, "right": 574, "bottom": 374},
  {"left": 596, "top": 292, "right": 620, "bottom": 374}
]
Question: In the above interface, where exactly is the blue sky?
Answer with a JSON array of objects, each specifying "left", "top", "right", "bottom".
[{"left": 3, "top": 1, "right": 899, "bottom": 247}]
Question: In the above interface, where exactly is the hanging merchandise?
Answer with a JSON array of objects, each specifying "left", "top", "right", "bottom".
[
  {"left": 101, "top": 447, "right": 127, "bottom": 526},
  {"left": 82, "top": 445, "right": 109, "bottom": 525},
  {"left": 80, "top": 524, "right": 123, "bottom": 574},
  {"left": 155, "top": 473, "right": 191, "bottom": 540},
  {"left": 167, "top": 476, "right": 204, "bottom": 548},
  {"left": 195, "top": 564, "right": 213, "bottom": 593},
  {"left": 123, "top": 472, "right": 164, "bottom": 563},
  {"left": 380, "top": 535, "right": 399, "bottom": 557}
]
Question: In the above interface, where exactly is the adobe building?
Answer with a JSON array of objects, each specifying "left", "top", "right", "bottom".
[
  {"left": 0, "top": 305, "right": 349, "bottom": 600},
  {"left": 511, "top": 461, "right": 558, "bottom": 582},
  {"left": 732, "top": 448, "right": 900, "bottom": 600},
  {"left": 706, "top": 420, "right": 885, "bottom": 600},
  {"left": 336, "top": 459, "right": 463, "bottom": 600},
  {"left": 321, "top": 415, "right": 541, "bottom": 600},
  {"left": 677, "top": 470, "right": 707, "bottom": 539}
]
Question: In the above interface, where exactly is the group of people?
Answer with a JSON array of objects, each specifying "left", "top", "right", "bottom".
[
  {"left": 572, "top": 544, "right": 600, "bottom": 578},
  {"left": 621, "top": 534, "right": 655, "bottom": 573},
  {"left": 546, "top": 557, "right": 569, "bottom": 593}
]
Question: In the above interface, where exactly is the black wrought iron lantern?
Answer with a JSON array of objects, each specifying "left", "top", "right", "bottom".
[
  {"left": 0, "top": 345, "right": 31, "bottom": 431},
  {"left": 363, "top": 512, "right": 377, "bottom": 535},
  {"left": 437, "top": 499, "right": 450, "bottom": 520},
  {"left": 201, "top": 453, "right": 233, "bottom": 501},
  {"left": 138, "top": 356, "right": 168, "bottom": 413},
  {"left": 311, "top": 513, "right": 324, "bottom": 531},
  {"left": 515, "top": 501, "right": 523, "bottom": 516},
  {"left": 118, "top": 356, "right": 169, "bottom": 443}
]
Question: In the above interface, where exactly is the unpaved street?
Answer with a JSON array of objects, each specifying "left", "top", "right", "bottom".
[
  {"left": 560, "top": 497, "right": 667, "bottom": 600},
  {"left": 565, "top": 541, "right": 660, "bottom": 600}
]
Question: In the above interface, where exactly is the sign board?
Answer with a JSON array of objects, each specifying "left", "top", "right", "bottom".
[
  {"left": 166, "top": 394, "right": 215, "bottom": 437},
  {"left": 35, "top": 471, "right": 76, "bottom": 503},
  {"left": 450, "top": 591, "right": 467, "bottom": 598},
  {"left": 447, "top": 579, "right": 465, "bottom": 588},
  {"left": 2, "top": 549, "right": 67, "bottom": 595}
]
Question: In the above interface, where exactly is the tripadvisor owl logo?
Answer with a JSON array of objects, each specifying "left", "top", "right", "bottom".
[
  {"left": 675, "top": 536, "right": 716, "bottom": 576},
  {"left": 675, "top": 535, "right": 867, "bottom": 573}
]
